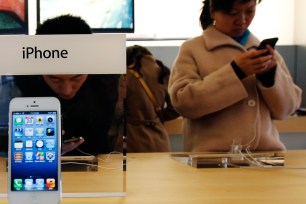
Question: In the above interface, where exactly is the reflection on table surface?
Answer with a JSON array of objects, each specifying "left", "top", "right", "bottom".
[
  {"left": 61, "top": 155, "right": 99, "bottom": 172},
  {"left": 1, "top": 151, "right": 306, "bottom": 204}
]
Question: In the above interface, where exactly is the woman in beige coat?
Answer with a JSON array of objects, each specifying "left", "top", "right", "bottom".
[
  {"left": 124, "top": 45, "right": 179, "bottom": 152},
  {"left": 168, "top": 0, "right": 302, "bottom": 152}
]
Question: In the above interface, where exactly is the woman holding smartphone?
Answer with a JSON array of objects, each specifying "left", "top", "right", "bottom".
[{"left": 168, "top": 0, "right": 302, "bottom": 152}]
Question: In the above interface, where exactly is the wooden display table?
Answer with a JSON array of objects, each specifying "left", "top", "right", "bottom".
[{"left": 1, "top": 151, "right": 306, "bottom": 203}]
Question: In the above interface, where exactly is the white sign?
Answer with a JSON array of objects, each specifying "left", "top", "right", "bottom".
[{"left": 0, "top": 34, "right": 126, "bottom": 75}]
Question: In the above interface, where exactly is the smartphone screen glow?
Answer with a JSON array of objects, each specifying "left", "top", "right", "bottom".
[{"left": 10, "top": 111, "right": 59, "bottom": 191}]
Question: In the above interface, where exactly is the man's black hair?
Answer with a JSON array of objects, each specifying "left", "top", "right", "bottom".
[{"left": 36, "top": 14, "right": 92, "bottom": 35}]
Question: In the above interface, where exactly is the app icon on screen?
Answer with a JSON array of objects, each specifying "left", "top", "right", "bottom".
[
  {"left": 36, "top": 116, "right": 44, "bottom": 125},
  {"left": 25, "top": 140, "right": 33, "bottom": 148},
  {"left": 46, "top": 178, "right": 55, "bottom": 188},
  {"left": 25, "top": 128, "right": 34, "bottom": 136},
  {"left": 46, "top": 139, "right": 55, "bottom": 149},
  {"left": 14, "top": 152, "right": 23, "bottom": 161},
  {"left": 24, "top": 179, "right": 33, "bottom": 188},
  {"left": 35, "top": 179, "right": 44, "bottom": 188},
  {"left": 14, "top": 128, "right": 23, "bottom": 137},
  {"left": 14, "top": 141, "right": 23, "bottom": 149},
  {"left": 35, "top": 128, "right": 44, "bottom": 137},
  {"left": 13, "top": 179, "right": 23, "bottom": 189},
  {"left": 36, "top": 140, "right": 44, "bottom": 148},
  {"left": 46, "top": 128, "right": 54, "bottom": 136},
  {"left": 35, "top": 152, "right": 44, "bottom": 161},
  {"left": 46, "top": 152, "right": 55, "bottom": 161},
  {"left": 25, "top": 116, "right": 34, "bottom": 124},
  {"left": 25, "top": 152, "right": 33, "bottom": 160},
  {"left": 14, "top": 117, "right": 23, "bottom": 125},
  {"left": 47, "top": 116, "right": 54, "bottom": 123}
]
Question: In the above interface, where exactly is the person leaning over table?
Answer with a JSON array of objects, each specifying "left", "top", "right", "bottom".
[
  {"left": 14, "top": 14, "right": 119, "bottom": 156},
  {"left": 168, "top": 0, "right": 302, "bottom": 152}
]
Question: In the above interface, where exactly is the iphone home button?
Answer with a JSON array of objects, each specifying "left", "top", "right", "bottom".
[{"left": 30, "top": 195, "right": 38, "bottom": 204}]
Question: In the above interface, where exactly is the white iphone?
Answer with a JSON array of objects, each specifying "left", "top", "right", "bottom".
[{"left": 8, "top": 97, "right": 61, "bottom": 204}]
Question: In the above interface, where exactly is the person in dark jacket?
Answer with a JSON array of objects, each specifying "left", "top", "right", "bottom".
[{"left": 15, "top": 14, "right": 119, "bottom": 155}]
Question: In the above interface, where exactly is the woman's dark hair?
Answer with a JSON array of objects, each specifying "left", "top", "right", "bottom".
[
  {"left": 126, "top": 45, "right": 170, "bottom": 84},
  {"left": 36, "top": 14, "right": 92, "bottom": 34},
  {"left": 126, "top": 45, "right": 152, "bottom": 70},
  {"left": 199, "top": 0, "right": 262, "bottom": 30}
]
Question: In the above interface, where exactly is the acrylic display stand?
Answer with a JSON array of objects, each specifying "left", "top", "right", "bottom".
[{"left": 0, "top": 34, "right": 126, "bottom": 199}]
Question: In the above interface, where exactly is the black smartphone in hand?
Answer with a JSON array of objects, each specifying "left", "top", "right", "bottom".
[{"left": 257, "top": 37, "right": 279, "bottom": 56}]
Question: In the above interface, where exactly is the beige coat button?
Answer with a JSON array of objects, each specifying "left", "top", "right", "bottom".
[{"left": 248, "top": 99, "right": 256, "bottom": 107}]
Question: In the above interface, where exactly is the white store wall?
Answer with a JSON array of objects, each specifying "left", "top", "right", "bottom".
[
  {"left": 28, "top": 0, "right": 295, "bottom": 45},
  {"left": 295, "top": 0, "right": 306, "bottom": 45},
  {"left": 250, "top": 0, "right": 294, "bottom": 45},
  {"left": 128, "top": 0, "right": 295, "bottom": 45}
]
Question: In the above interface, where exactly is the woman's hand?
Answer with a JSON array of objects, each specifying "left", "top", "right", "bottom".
[{"left": 234, "top": 45, "right": 276, "bottom": 76}]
